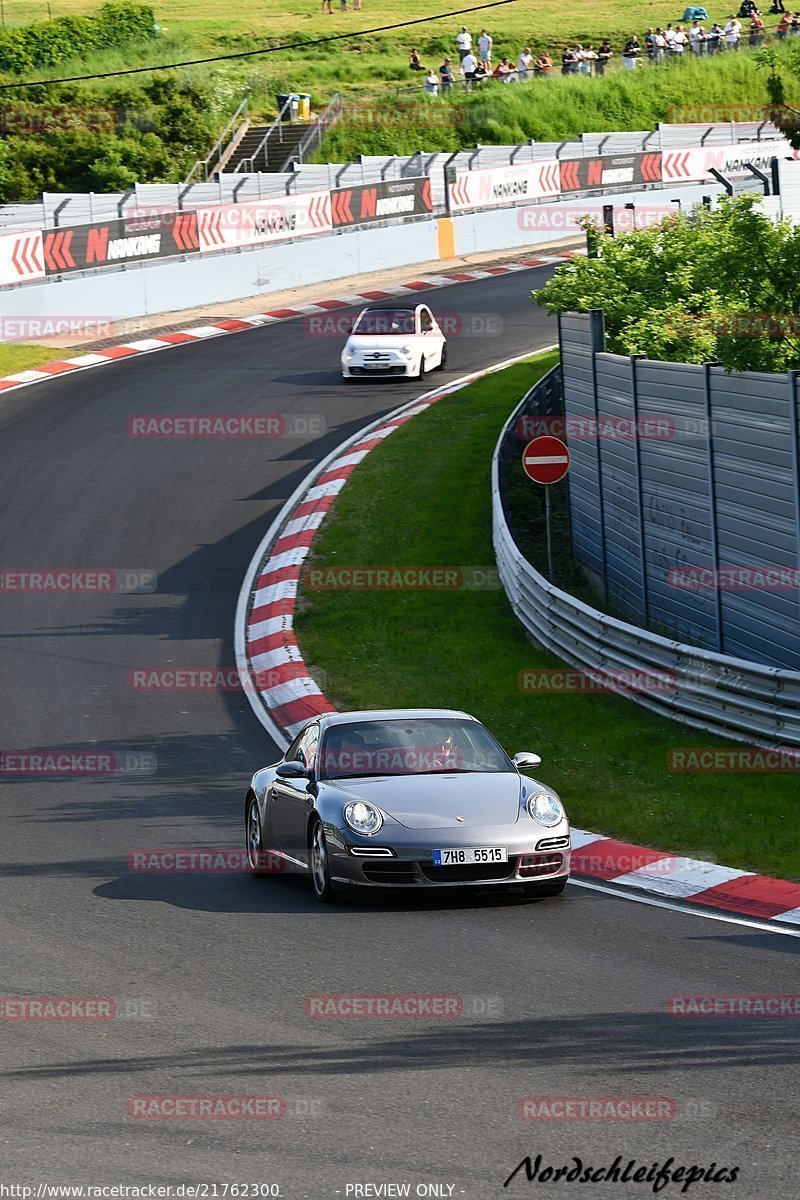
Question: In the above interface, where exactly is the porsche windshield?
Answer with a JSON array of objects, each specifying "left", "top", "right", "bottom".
[
  {"left": 353, "top": 309, "right": 416, "bottom": 336},
  {"left": 318, "top": 718, "right": 514, "bottom": 779}
]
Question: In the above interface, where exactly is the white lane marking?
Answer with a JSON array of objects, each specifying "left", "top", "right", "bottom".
[
  {"left": 569, "top": 878, "right": 800, "bottom": 938},
  {"left": 524, "top": 454, "right": 569, "bottom": 465}
]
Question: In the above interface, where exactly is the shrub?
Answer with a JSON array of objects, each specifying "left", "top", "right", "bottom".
[{"left": 0, "top": 3, "right": 156, "bottom": 75}]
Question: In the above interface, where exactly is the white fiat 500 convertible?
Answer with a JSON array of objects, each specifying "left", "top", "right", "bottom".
[{"left": 341, "top": 304, "right": 447, "bottom": 380}]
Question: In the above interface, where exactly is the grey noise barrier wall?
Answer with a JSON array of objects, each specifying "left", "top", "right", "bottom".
[{"left": 492, "top": 328, "right": 800, "bottom": 747}]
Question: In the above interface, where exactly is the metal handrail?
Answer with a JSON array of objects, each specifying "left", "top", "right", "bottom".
[
  {"left": 233, "top": 96, "right": 296, "bottom": 174},
  {"left": 185, "top": 99, "right": 249, "bottom": 184},
  {"left": 290, "top": 93, "right": 343, "bottom": 169}
]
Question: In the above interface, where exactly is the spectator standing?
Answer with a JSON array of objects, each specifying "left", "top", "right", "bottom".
[
  {"left": 596, "top": 39, "right": 613, "bottom": 74},
  {"left": 581, "top": 44, "right": 598, "bottom": 75},
  {"left": 321, "top": 0, "right": 332, "bottom": 12},
  {"left": 724, "top": 15, "right": 742, "bottom": 47},
  {"left": 460, "top": 48, "right": 478, "bottom": 88},
  {"left": 689, "top": 21, "right": 707, "bottom": 53},
  {"left": 561, "top": 44, "right": 579, "bottom": 74},
  {"left": 456, "top": 26, "right": 472, "bottom": 59},
  {"left": 664, "top": 23, "right": 678, "bottom": 54},
  {"left": 534, "top": 49, "right": 553, "bottom": 75},
  {"left": 645, "top": 28, "right": 657, "bottom": 59},
  {"left": 424, "top": 68, "right": 439, "bottom": 95},
  {"left": 653, "top": 28, "right": 667, "bottom": 61},
  {"left": 439, "top": 57, "right": 454, "bottom": 91},
  {"left": 622, "top": 34, "right": 641, "bottom": 67},
  {"left": 409, "top": 48, "right": 424, "bottom": 71},
  {"left": 517, "top": 46, "right": 534, "bottom": 79},
  {"left": 478, "top": 29, "right": 493, "bottom": 69},
  {"left": 493, "top": 57, "right": 513, "bottom": 80},
  {"left": 673, "top": 24, "right": 689, "bottom": 53},
  {"left": 707, "top": 20, "right": 724, "bottom": 50},
  {"left": 749, "top": 13, "right": 766, "bottom": 42},
  {"left": 777, "top": 10, "right": 792, "bottom": 35},
  {"left": 340, "top": 0, "right": 347, "bottom": 12},
  {"left": 792, "top": 10, "right": 800, "bottom": 32}
]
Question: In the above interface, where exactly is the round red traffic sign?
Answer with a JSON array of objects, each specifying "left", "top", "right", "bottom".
[{"left": 522, "top": 435, "right": 570, "bottom": 485}]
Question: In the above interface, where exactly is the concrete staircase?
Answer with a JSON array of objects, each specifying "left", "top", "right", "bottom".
[{"left": 225, "top": 121, "right": 310, "bottom": 173}]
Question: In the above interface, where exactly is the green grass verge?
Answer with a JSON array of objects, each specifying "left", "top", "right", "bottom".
[
  {"left": 0, "top": 344, "right": 68, "bottom": 375},
  {"left": 294, "top": 352, "right": 799, "bottom": 881}
]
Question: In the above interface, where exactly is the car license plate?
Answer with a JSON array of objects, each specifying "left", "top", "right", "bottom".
[{"left": 432, "top": 846, "right": 508, "bottom": 866}]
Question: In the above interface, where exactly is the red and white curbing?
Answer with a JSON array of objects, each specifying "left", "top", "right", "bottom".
[
  {"left": 235, "top": 350, "right": 800, "bottom": 930},
  {"left": 0, "top": 253, "right": 570, "bottom": 397}
]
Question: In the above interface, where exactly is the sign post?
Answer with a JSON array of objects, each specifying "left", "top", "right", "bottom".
[{"left": 522, "top": 435, "right": 571, "bottom": 579}]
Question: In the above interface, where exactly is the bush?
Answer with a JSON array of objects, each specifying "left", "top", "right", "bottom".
[
  {"left": 0, "top": 3, "right": 156, "bottom": 75},
  {"left": 0, "top": 75, "right": 218, "bottom": 201},
  {"left": 535, "top": 197, "right": 800, "bottom": 373}
]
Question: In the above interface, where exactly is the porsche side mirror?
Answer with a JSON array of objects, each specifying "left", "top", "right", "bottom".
[
  {"left": 276, "top": 760, "right": 310, "bottom": 779},
  {"left": 513, "top": 751, "right": 542, "bottom": 770}
]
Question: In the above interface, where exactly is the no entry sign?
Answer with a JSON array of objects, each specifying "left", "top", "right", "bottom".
[{"left": 522, "top": 435, "right": 570, "bottom": 485}]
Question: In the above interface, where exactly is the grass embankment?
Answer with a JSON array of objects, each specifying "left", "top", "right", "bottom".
[
  {"left": 318, "top": 50, "right": 800, "bottom": 157},
  {"left": 294, "top": 353, "right": 799, "bottom": 880},
  {"left": 0, "top": 345, "right": 68, "bottom": 375}
]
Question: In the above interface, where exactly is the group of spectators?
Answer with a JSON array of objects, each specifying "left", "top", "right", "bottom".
[
  {"left": 409, "top": 27, "right": 552, "bottom": 92},
  {"left": 613, "top": 6, "right": 771, "bottom": 69},
  {"left": 408, "top": 5, "right": 791, "bottom": 91}
]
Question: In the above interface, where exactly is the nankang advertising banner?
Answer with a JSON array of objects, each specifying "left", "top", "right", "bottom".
[
  {"left": 330, "top": 177, "right": 432, "bottom": 227},
  {"left": 41, "top": 211, "right": 199, "bottom": 275},
  {"left": 447, "top": 160, "right": 560, "bottom": 212},
  {"left": 662, "top": 139, "right": 798, "bottom": 184},
  {"left": 196, "top": 192, "right": 331, "bottom": 252},
  {"left": 559, "top": 153, "right": 663, "bottom": 193}
]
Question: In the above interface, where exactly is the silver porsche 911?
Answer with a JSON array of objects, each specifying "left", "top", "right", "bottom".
[{"left": 244, "top": 709, "right": 570, "bottom": 902}]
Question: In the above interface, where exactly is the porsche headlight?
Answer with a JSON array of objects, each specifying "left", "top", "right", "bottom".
[
  {"left": 526, "top": 792, "right": 564, "bottom": 827},
  {"left": 343, "top": 800, "right": 383, "bottom": 836}
]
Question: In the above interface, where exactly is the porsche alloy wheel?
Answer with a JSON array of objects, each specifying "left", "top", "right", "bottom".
[
  {"left": 310, "top": 820, "right": 335, "bottom": 902},
  {"left": 246, "top": 796, "right": 266, "bottom": 874}
]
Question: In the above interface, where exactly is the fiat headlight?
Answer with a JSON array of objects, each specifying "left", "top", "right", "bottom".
[
  {"left": 343, "top": 800, "right": 384, "bottom": 835},
  {"left": 526, "top": 792, "right": 564, "bottom": 827}
]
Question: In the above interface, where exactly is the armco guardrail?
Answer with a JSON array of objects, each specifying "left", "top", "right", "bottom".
[{"left": 493, "top": 367, "right": 800, "bottom": 747}]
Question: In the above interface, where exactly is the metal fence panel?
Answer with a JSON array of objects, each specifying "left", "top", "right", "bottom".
[{"left": 493, "top": 365, "right": 800, "bottom": 746}]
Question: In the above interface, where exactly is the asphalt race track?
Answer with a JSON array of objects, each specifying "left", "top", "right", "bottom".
[{"left": 0, "top": 265, "right": 797, "bottom": 1198}]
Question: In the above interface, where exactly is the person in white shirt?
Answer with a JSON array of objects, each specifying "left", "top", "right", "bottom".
[
  {"left": 724, "top": 15, "right": 742, "bottom": 47},
  {"left": 517, "top": 47, "right": 533, "bottom": 79},
  {"left": 664, "top": 24, "right": 677, "bottom": 53},
  {"left": 456, "top": 26, "right": 472, "bottom": 60},
  {"left": 581, "top": 44, "right": 598, "bottom": 75},
  {"left": 460, "top": 49, "right": 478, "bottom": 89},
  {"left": 477, "top": 29, "right": 493, "bottom": 68},
  {"left": 672, "top": 24, "right": 688, "bottom": 52},
  {"left": 689, "top": 21, "right": 706, "bottom": 53},
  {"left": 424, "top": 68, "right": 439, "bottom": 95},
  {"left": 654, "top": 28, "right": 667, "bottom": 60}
]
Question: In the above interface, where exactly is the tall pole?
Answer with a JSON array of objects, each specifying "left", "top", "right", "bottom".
[{"left": 545, "top": 486, "right": 555, "bottom": 579}]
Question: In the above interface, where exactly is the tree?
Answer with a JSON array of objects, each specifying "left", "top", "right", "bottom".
[{"left": 534, "top": 197, "right": 800, "bottom": 373}]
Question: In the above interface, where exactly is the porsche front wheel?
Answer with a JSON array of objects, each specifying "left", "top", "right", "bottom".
[{"left": 310, "top": 820, "right": 336, "bottom": 903}]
